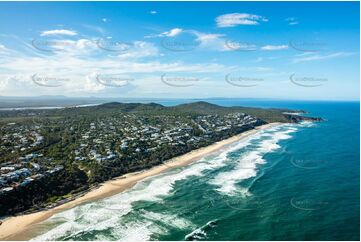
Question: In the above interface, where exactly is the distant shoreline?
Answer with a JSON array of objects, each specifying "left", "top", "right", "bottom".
[
  {"left": 0, "top": 103, "right": 102, "bottom": 111},
  {"left": 0, "top": 122, "right": 281, "bottom": 240}
]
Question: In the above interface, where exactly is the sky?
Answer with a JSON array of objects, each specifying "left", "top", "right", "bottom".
[{"left": 0, "top": 1, "right": 359, "bottom": 100}]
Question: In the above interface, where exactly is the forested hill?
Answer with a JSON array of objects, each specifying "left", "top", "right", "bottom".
[
  {"left": 20, "top": 101, "right": 319, "bottom": 123},
  {"left": 84, "top": 101, "right": 321, "bottom": 123}
]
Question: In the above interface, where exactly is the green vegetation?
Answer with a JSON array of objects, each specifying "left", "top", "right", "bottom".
[{"left": 0, "top": 102, "right": 320, "bottom": 216}]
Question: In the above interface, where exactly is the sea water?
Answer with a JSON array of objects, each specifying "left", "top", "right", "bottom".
[{"left": 30, "top": 100, "right": 360, "bottom": 241}]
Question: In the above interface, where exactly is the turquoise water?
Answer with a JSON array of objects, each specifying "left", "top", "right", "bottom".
[{"left": 31, "top": 100, "right": 359, "bottom": 241}]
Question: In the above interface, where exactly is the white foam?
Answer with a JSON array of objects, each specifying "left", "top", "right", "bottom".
[
  {"left": 32, "top": 124, "right": 288, "bottom": 240},
  {"left": 210, "top": 125, "right": 298, "bottom": 196},
  {"left": 140, "top": 210, "right": 193, "bottom": 229},
  {"left": 184, "top": 219, "right": 217, "bottom": 240},
  {"left": 31, "top": 149, "right": 226, "bottom": 240},
  {"left": 109, "top": 220, "right": 159, "bottom": 241},
  {"left": 299, "top": 120, "right": 316, "bottom": 127},
  {"left": 185, "top": 227, "right": 207, "bottom": 240},
  {"left": 108, "top": 210, "right": 194, "bottom": 241}
]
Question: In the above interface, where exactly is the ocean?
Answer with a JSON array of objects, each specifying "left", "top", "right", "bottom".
[{"left": 29, "top": 100, "right": 359, "bottom": 241}]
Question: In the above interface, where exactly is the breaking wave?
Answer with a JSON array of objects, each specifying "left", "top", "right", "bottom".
[
  {"left": 210, "top": 124, "right": 298, "bottom": 195},
  {"left": 32, "top": 124, "right": 293, "bottom": 240},
  {"left": 185, "top": 220, "right": 218, "bottom": 241}
]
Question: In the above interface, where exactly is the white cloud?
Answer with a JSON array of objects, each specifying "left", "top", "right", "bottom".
[
  {"left": 216, "top": 13, "right": 268, "bottom": 27},
  {"left": 36, "top": 38, "right": 99, "bottom": 55},
  {"left": 147, "top": 27, "right": 229, "bottom": 51},
  {"left": 160, "top": 28, "right": 183, "bottom": 37},
  {"left": 83, "top": 72, "right": 107, "bottom": 92},
  {"left": 289, "top": 21, "right": 299, "bottom": 25},
  {"left": 40, "top": 29, "right": 78, "bottom": 36},
  {"left": 116, "top": 41, "right": 159, "bottom": 59},
  {"left": 145, "top": 28, "right": 183, "bottom": 38},
  {"left": 0, "top": 75, "right": 29, "bottom": 93},
  {"left": 149, "top": 10, "right": 157, "bottom": 14},
  {"left": 0, "top": 43, "right": 9, "bottom": 54},
  {"left": 261, "top": 45, "right": 288, "bottom": 51},
  {"left": 191, "top": 31, "right": 228, "bottom": 51},
  {"left": 150, "top": 28, "right": 236, "bottom": 52},
  {"left": 293, "top": 52, "right": 356, "bottom": 63},
  {"left": 0, "top": 37, "right": 230, "bottom": 96},
  {"left": 285, "top": 17, "right": 299, "bottom": 25},
  {"left": 195, "top": 33, "right": 225, "bottom": 42}
]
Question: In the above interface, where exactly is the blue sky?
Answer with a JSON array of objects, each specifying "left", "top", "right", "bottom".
[{"left": 0, "top": 1, "right": 359, "bottom": 100}]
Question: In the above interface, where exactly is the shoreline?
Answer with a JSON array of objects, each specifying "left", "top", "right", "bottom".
[{"left": 0, "top": 122, "right": 281, "bottom": 240}]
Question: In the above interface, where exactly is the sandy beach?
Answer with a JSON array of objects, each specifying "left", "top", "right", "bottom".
[{"left": 0, "top": 122, "right": 280, "bottom": 240}]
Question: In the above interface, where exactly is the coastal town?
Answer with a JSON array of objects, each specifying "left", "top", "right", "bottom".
[
  {"left": 0, "top": 101, "right": 321, "bottom": 217},
  {"left": 0, "top": 102, "right": 277, "bottom": 216},
  {"left": 0, "top": 123, "right": 62, "bottom": 194},
  {"left": 0, "top": 111, "right": 259, "bottom": 191}
]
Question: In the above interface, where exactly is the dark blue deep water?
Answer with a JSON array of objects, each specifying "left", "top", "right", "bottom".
[{"left": 32, "top": 100, "right": 359, "bottom": 241}]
